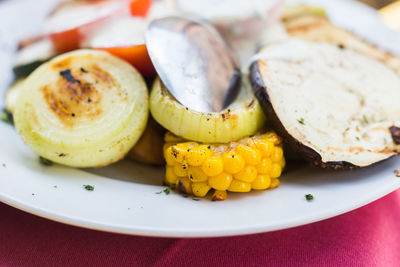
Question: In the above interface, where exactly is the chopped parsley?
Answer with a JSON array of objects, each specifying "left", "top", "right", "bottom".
[
  {"left": 355, "top": 136, "right": 360, "bottom": 141},
  {"left": 305, "top": 194, "right": 314, "bottom": 202},
  {"left": 156, "top": 187, "right": 172, "bottom": 195},
  {"left": 84, "top": 185, "right": 94, "bottom": 191},
  {"left": 39, "top": 156, "right": 53, "bottom": 166},
  {"left": 164, "top": 187, "right": 171, "bottom": 195},
  {"left": 363, "top": 115, "right": 369, "bottom": 124},
  {"left": 298, "top": 118, "right": 305, "bottom": 125}
]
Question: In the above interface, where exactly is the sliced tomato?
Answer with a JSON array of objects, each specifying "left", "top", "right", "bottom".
[
  {"left": 99, "top": 45, "right": 155, "bottom": 76},
  {"left": 130, "top": 0, "right": 152, "bottom": 17},
  {"left": 49, "top": 28, "right": 82, "bottom": 53},
  {"left": 45, "top": 0, "right": 153, "bottom": 53}
]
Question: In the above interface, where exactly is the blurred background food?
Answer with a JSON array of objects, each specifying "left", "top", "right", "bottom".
[{"left": 359, "top": 0, "right": 394, "bottom": 8}]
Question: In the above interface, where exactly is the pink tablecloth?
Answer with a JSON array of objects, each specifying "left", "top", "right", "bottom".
[{"left": 1, "top": 190, "right": 400, "bottom": 267}]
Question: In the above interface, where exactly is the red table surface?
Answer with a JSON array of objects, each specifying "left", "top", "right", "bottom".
[{"left": 1, "top": 189, "right": 400, "bottom": 267}]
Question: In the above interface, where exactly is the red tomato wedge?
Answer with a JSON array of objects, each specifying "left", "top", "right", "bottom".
[
  {"left": 130, "top": 0, "right": 152, "bottom": 17},
  {"left": 49, "top": 28, "right": 82, "bottom": 53},
  {"left": 99, "top": 45, "right": 155, "bottom": 76},
  {"left": 45, "top": 0, "right": 152, "bottom": 53}
]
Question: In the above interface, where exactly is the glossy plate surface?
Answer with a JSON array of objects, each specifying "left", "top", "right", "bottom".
[{"left": 0, "top": 0, "right": 399, "bottom": 237}]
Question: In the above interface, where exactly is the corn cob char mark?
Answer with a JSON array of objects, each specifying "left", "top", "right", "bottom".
[{"left": 163, "top": 131, "right": 285, "bottom": 201}]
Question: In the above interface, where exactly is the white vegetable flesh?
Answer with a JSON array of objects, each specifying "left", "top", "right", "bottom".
[
  {"left": 257, "top": 40, "right": 400, "bottom": 167},
  {"left": 150, "top": 77, "right": 266, "bottom": 143},
  {"left": 13, "top": 49, "right": 149, "bottom": 167}
]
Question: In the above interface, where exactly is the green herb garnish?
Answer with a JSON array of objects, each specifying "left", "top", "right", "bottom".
[
  {"left": 356, "top": 137, "right": 360, "bottom": 141},
  {"left": 164, "top": 187, "right": 170, "bottom": 195},
  {"left": 84, "top": 185, "right": 94, "bottom": 191},
  {"left": 363, "top": 115, "right": 369, "bottom": 124},
  {"left": 39, "top": 156, "right": 53, "bottom": 166},
  {"left": 298, "top": 118, "right": 305, "bottom": 125},
  {"left": 305, "top": 194, "right": 314, "bottom": 202},
  {"left": 155, "top": 191, "right": 162, "bottom": 194}
]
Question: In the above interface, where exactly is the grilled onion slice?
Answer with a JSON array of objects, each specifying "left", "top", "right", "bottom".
[
  {"left": 13, "top": 49, "right": 149, "bottom": 167},
  {"left": 150, "top": 77, "right": 266, "bottom": 143}
]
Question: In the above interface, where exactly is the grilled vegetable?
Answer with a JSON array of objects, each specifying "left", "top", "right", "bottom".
[
  {"left": 5, "top": 78, "right": 25, "bottom": 114},
  {"left": 128, "top": 116, "right": 165, "bottom": 165},
  {"left": 282, "top": 6, "right": 400, "bottom": 73},
  {"left": 44, "top": 0, "right": 152, "bottom": 53},
  {"left": 250, "top": 39, "right": 400, "bottom": 169},
  {"left": 150, "top": 77, "right": 266, "bottom": 143},
  {"left": 82, "top": 16, "right": 155, "bottom": 76},
  {"left": 13, "top": 38, "right": 57, "bottom": 78},
  {"left": 13, "top": 49, "right": 148, "bottom": 168},
  {"left": 163, "top": 131, "right": 285, "bottom": 200}
]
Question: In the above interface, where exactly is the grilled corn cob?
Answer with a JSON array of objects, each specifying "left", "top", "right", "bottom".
[{"left": 163, "top": 131, "right": 285, "bottom": 201}]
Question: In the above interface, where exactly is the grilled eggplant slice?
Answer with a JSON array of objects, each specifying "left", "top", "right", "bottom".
[
  {"left": 282, "top": 8, "right": 400, "bottom": 73},
  {"left": 250, "top": 39, "right": 400, "bottom": 169},
  {"left": 13, "top": 49, "right": 149, "bottom": 168}
]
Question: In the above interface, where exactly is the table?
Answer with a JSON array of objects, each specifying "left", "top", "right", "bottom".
[{"left": 1, "top": 190, "right": 400, "bottom": 266}]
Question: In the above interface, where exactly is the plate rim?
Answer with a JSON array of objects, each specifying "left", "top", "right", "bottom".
[{"left": 1, "top": 179, "right": 399, "bottom": 238}]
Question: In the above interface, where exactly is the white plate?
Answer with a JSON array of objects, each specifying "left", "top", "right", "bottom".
[{"left": 1, "top": 0, "right": 400, "bottom": 238}]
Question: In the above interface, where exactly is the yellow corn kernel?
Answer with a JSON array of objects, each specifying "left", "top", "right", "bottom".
[
  {"left": 187, "top": 145, "right": 212, "bottom": 166},
  {"left": 164, "top": 145, "right": 176, "bottom": 166},
  {"left": 280, "top": 158, "right": 286, "bottom": 169},
  {"left": 173, "top": 162, "right": 189, "bottom": 177},
  {"left": 222, "top": 152, "right": 245, "bottom": 174},
  {"left": 271, "top": 146, "right": 284, "bottom": 163},
  {"left": 201, "top": 155, "right": 223, "bottom": 176},
  {"left": 270, "top": 178, "right": 280, "bottom": 189},
  {"left": 209, "top": 172, "right": 233, "bottom": 191},
  {"left": 192, "top": 182, "right": 211, "bottom": 197},
  {"left": 212, "top": 190, "right": 227, "bottom": 201},
  {"left": 270, "top": 163, "right": 282, "bottom": 178},
  {"left": 177, "top": 177, "right": 193, "bottom": 195},
  {"left": 256, "top": 157, "right": 273, "bottom": 174},
  {"left": 262, "top": 132, "right": 282, "bottom": 145},
  {"left": 164, "top": 132, "right": 185, "bottom": 143},
  {"left": 163, "top": 131, "right": 285, "bottom": 200},
  {"left": 235, "top": 145, "right": 261, "bottom": 165},
  {"left": 165, "top": 166, "right": 178, "bottom": 185},
  {"left": 228, "top": 180, "right": 251, "bottom": 192},
  {"left": 251, "top": 140, "right": 275, "bottom": 157},
  {"left": 252, "top": 174, "right": 271, "bottom": 190},
  {"left": 171, "top": 142, "right": 197, "bottom": 163},
  {"left": 188, "top": 166, "right": 208, "bottom": 182},
  {"left": 233, "top": 166, "right": 257, "bottom": 183}
]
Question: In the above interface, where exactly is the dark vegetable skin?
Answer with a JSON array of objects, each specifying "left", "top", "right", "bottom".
[
  {"left": 390, "top": 126, "right": 400, "bottom": 145},
  {"left": 13, "top": 60, "right": 48, "bottom": 78},
  {"left": 249, "top": 61, "right": 358, "bottom": 170}
]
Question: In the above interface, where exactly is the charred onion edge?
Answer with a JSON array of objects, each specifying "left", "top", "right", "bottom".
[{"left": 249, "top": 61, "right": 359, "bottom": 170}]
